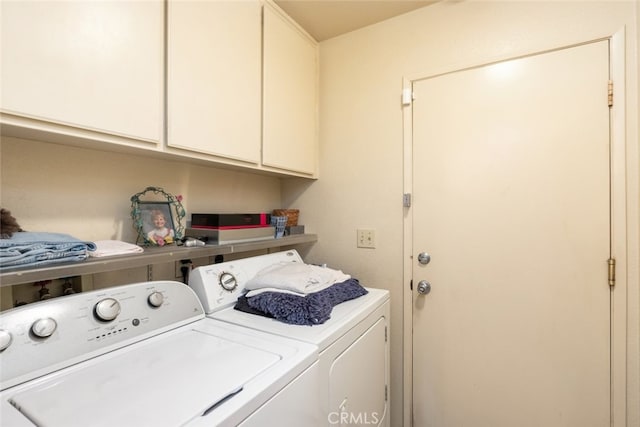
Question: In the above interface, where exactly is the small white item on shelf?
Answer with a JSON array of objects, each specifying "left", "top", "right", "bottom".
[{"left": 89, "top": 240, "right": 144, "bottom": 258}]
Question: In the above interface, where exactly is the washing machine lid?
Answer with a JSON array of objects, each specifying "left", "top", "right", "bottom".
[
  {"left": 210, "top": 287, "right": 389, "bottom": 350},
  {"left": 6, "top": 325, "right": 292, "bottom": 427}
]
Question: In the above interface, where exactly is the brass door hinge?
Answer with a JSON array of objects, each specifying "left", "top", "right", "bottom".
[
  {"left": 608, "top": 80, "right": 613, "bottom": 107},
  {"left": 608, "top": 258, "right": 616, "bottom": 287}
]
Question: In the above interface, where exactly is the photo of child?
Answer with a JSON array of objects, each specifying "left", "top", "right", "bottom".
[
  {"left": 142, "top": 205, "right": 175, "bottom": 246},
  {"left": 131, "top": 187, "right": 185, "bottom": 247}
]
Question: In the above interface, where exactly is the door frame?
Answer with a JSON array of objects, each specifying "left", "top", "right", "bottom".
[{"left": 401, "top": 29, "right": 629, "bottom": 426}]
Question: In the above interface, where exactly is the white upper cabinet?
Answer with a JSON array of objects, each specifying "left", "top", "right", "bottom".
[
  {"left": 263, "top": 2, "right": 318, "bottom": 176},
  {"left": 167, "top": 0, "right": 262, "bottom": 164},
  {"left": 0, "top": 0, "right": 317, "bottom": 178},
  {"left": 0, "top": 1, "right": 163, "bottom": 144}
]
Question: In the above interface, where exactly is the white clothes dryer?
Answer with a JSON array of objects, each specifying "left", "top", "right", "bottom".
[
  {"left": 0, "top": 280, "right": 319, "bottom": 427},
  {"left": 189, "top": 250, "right": 391, "bottom": 427}
]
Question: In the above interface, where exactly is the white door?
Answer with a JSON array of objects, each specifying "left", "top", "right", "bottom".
[{"left": 411, "top": 41, "right": 611, "bottom": 426}]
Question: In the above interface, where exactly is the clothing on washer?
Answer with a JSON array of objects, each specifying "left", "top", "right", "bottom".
[
  {"left": 245, "top": 262, "right": 351, "bottom": 295},
  {"left": 238, "top": 278, "right": 368, "bottom": 326},
  {"left": 246, "top": 287, "right": 309, "bottom": 298}
]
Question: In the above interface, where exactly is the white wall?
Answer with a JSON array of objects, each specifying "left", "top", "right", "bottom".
[
  {"left": 283, "top": 1, "right": 639, "bottom": 426},
  {"left": 1, "top": 136, "right": 282, "bottom": 243}
]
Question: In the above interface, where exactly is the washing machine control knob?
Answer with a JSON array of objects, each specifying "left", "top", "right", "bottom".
[
  {"left": 219, "top": 272, "right": 238, "bottom": 292},
  {"left": 148, "top": 291, "right": 164, "bottom": 308},
  {"left": 94, "top": 298, "right": 121, "bottom": 322},
  {"left": 31, "top": 317, "right": 57, "bottom": 338},
  {"left": 0, "top": 329, "right": 12, "bottom": 351}
]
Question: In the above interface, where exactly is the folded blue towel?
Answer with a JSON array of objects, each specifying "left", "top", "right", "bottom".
[
  {"left": 0, "top": 232, "right": 96, "bottom": 270},
  {"left": 244, "top": 278, "right": 368, "bottom": 325}
]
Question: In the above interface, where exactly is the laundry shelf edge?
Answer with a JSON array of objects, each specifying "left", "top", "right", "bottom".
[{"left": 0, "top": 234, "right": 318, "bottom": 287}]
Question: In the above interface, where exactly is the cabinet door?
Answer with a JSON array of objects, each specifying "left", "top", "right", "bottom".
[
  {"left": 263, "top": 4, "right": 318, "bottom": 176},
  {"left": 0, "top": 1, "right": 163, "bottom": 143},
  {"left": 167, "top": 0, "right": 262, "bottom": 164}
]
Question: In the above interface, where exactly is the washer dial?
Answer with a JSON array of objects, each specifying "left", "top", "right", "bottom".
[
  {"left": 31, "top": 317, "right": 57, "bottom": 338},
  {"left": 0, "top": 329, "right": 12, "bottom": 351},
  {"left": 94, "top": 298, "right": 121, "bottom": 322},
  {"left": 148, "top": 291, "right": 164, "bottom": 308},
  {"left": 219, "top": 272, "right": 238, "bottom": 292}
]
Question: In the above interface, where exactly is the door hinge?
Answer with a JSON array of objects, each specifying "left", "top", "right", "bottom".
[
  {"left": 402, "top": 88, "right": 413, "bottom": 106},
  {"left": 385, "top": 326, "right": 388, "bottom": 342},
  {"left": 385, "top": 384, "right": 388, "bottom": 401},
  {"left": 608, "top": 258, "right": 616, "bottom": 287},
  {"left": 403, "top": 193, "right": 412, "bottom": 207},
  {"left": 608, "top": 80, "right": 613, "bottom": 107},
  {"left": 410, "top": 279, "right": 413, "bottom": 290}
]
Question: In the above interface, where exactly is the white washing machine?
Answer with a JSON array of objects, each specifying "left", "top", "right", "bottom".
[
  {"left": 0, "top": 280, "right": 319, "bottom": 427},
  {"left": 189, "top": 250, "right": 391, "bottom": 427}
]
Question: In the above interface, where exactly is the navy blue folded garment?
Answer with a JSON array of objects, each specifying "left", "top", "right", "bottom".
[
  {"left": 241, "top": 278, "right": 368, "bottom": 326},
  {"left": 235, "top": 294, "right": 275, "bottom": 319},
  {"left": 0, "top": 232, "right": 96, "bottom": 270}
]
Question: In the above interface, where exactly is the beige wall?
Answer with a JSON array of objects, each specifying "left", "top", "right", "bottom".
[
  {"left": 283, "top": 1, "right": 639, "bottom": 426},
  {"left": 633, "top": 1, "right": 640, "bottom": 425},
  {"left": 1, "top": 136, "right": 282, "bottom": 243},
  {"left": 635, "top": 0, "right": 640, "bottom": 421}
]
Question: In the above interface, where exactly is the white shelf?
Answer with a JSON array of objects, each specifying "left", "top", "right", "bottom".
[{"left": 0, "top": 234, "right": 317, "bottom": 287}]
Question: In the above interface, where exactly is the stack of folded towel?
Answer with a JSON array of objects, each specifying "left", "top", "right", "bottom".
[
  {"left": 89, "top": 240, "right": 144, "bottom": 258},
  {"left": 234, "top": 262, "right": 368, "bottom": 326},
  {"left": 0, "top": 232, "right": 96, "bottom": 270}
]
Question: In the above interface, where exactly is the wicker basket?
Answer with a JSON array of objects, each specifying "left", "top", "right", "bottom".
[{"left": 272, "top": 209, "right": 299, "bottom": 226}]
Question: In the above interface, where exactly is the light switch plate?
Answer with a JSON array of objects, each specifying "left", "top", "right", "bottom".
[{"left": 357, "top": 229, "right": 376, "bottom": 248}]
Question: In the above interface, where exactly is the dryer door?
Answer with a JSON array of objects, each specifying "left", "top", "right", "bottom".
[{"left": 329, "top": 318, "right": 388, "bottom": 426}]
